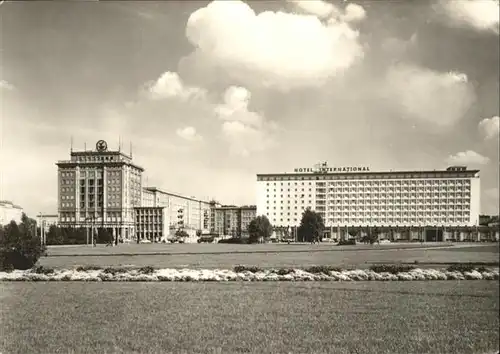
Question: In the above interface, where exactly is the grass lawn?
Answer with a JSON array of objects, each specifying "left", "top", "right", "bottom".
[
  {"left": 428, "top": 245, "right": 500, "bottom": 253},
  {"left": 45, "top": 242, "right": 467, "bottom": 256},
  {"left": 39, "top": 243, "right": 500, "bottom": 269},
  {"left": 1, "top": 281, "right": 498, "bottom": 354}
]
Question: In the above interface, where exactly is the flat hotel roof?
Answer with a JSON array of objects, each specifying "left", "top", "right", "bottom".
[
  {"left": 56, "top": 161, "right": 144, "bottom": 172},
  {"left": 257, "top": 169, "right": 480, "bottom": 179}
]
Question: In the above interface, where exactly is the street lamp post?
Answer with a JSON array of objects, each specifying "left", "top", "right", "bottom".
[
  {"left": 38, "top": 212, "right": 45, "bottom": 247},
  {"left": 38, "top": 212, "right": 41, "bottom": 246},
  {"left": 85, "top": 216, "right": 90, "bottom": 246},
  {"left": 91, "top": 215, "right": 95, "bottom": 247},
  {"left": 84, "top": 215, "right": 96, "bottom": 247}
]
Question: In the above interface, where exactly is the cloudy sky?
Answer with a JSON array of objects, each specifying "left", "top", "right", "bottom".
[{"left": 1, "top": 0, "right": 499, "bottom": 217}]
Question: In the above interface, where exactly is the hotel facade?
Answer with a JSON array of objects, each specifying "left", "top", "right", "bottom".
[
  {"left": 256, "top": 163, "right": 481, "bottom": 240},
  {"left": 56, "top": 140, "right": 144, "bottom": 240}
]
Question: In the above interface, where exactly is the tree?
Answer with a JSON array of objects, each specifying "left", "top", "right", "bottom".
[
  {"left": 46, "top": 225, "right": 64, "bottom": 245},
  {"left": 479, "top": 215, "right": 491, "bottom": 226},
  {"left": 248, "top": 215, "right": 273, "bottom": 243},
  {"left": 97, "top": 228, "right": 113, "bottom": 244},
  {"left": 175, "top": 229, "right": 189, "bottom": 238},
  {"left": 297, "top": 208, "right": 324, "bottom": 243},
  {"left": 348, "top": 229, "right": 359, "bottom": 238},
  {"left": 368, "top": 227, "right": 380, "bottom": 244},
  {"left": 0, "top": 213, "right": 46, "bottom": 271}
]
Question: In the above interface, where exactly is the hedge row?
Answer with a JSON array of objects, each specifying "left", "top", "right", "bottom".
[
  {"left": 234, "top": 264, "right": 493, "bottom": 274},
  {"left": 1, "top": 265, "right": 498, "bottom": 282}
]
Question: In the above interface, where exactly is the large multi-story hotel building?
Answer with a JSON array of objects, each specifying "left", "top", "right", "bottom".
[
  {"left": 56, "top": 140, "right": 144, "bottom": 240},
  {"left": 256, "top": 163, "right": 480, "bottom": 231}
]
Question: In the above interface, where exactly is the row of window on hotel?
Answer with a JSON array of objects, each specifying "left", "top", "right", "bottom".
[
  {"left": 61, "top": 170, "right": 122, "bottom": 178},
  {"left": 266, "top": 194, "right": 471, "bottom": 199},
  {"left": 61, "top": 170, "right": 134, "bottom": 177},
  {"left": 266, "top": 205, "right": 470, "bottom": 211},
  {"left": 266, "top": 187, "right": 471, "bottom": 193},
  {"left": 269, "top": 217, "right": 471, "bottom": 224},
  {"left": 265, "top": 199, "right": 471, "bottom": 205},
  {"left": 60, "top": 202, "right": 122, "bottom": 208},
  {"left": 265, "top": 179, "right": 471, "bottom": 186},
  {"left": 60, "top": 177, "right": 140, "bottom": 188},
  {"left": 259, "top": 178, "right": 470, "bottom": 185},
  {"left": 59, "top": 212, "right": 128, "bottom": 222},
  {"left": 267, "top": 210, "right": 470, "bottom": 216},
  {"left": 60, "top": 186, "right": 123, "bottom": 193},
  {"left": 268, "top": 213, "right": 471, "bottom": 219}
]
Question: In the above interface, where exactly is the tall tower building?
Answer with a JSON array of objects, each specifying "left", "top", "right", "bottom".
[{"left": 56, "top": 139, "right": 144, "bottom": 241}]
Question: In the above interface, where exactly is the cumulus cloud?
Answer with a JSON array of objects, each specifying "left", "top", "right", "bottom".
[
  {"left": 176, "top": 126, "right": 202, "bottom": 142},
  {"left": 289, "top": 1, "right": 366, "bottom": 23},
  {"left": 148, "top": 71, "right": 206, "bottom": 101},
  {"left": 214, "top": 86, "right": 264, "bottom": 127},
  {"left": 184, "top": 0, "right": 364, "bottom": 90},
  {"left": 341, "top": 3, "right": 366, "bottom": 23},
  {"left": 478, "top": 116, "right": 500, "bottom": 140},
  {"left": 0, "top": 79, "right": 15, "bottom": 91},
  {"left": 446, "top": 150, "right": 490, "bottom": 165},
  {"left": 385, "top": 64, "right": 475, "bottom": 127},
  {"left": 435, "top": 0, "right": 499, "bottom": 34},
  {"left": 215, "top": 86, "right": 277, "bottom": 156},
  {"left": 288, "top": 0, "right": 338, "bottom": 19}
]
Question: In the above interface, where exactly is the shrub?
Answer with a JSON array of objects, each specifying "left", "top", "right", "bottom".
[
  {"left": 218, "top": 238, "right": 249, "bottom": 244},
  {"left": 31, "top": 265, "right": 55, "bottom": 275},
  {"left": 446, "top": 264, "right": 486, "bottom": 273},
  {"left": 75, "top": 265, "right": 102, "bottom": 271},
  {"left": 138, "top": 266, "right": 155, "bottom": 274},
  {"left": 234, "top": 265, "right": 263, "bottom": 273},
  {"left": 305, "top": 265, "right": 343, "bottom": 274},
  {"left": 369, "top": 264, "right": 415, "bottom": 274},
  {"left": 338, "top": 239, "right": 356, "bottom": 246},
  {"left": 0, "top": 216, "right": 47, "bottom": 271},
  {"left": 275, "top": 268, "right": 295, "bottom": 275},
  {"left": 103, "top": 267, "right": 129, "bottom": 275}
]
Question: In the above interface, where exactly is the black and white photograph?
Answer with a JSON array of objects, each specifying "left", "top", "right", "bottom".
[{"left": 0, "top": 0, "right": 499, "bottom": 353}]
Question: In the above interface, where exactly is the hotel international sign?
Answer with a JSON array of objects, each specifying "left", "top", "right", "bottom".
[{"left": 294, "top": 162, "right": 370, "bottom": 173}]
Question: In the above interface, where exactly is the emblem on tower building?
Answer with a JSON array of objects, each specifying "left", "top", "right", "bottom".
[{"left": 96, "top": 140, "right": 108, "bottom": 152}]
